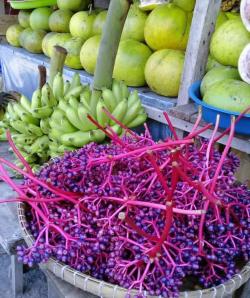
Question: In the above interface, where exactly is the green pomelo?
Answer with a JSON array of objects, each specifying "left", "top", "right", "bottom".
[
  {"left": 30, "top": 7, "right": 52, "bottom": 31},
  {"left": 6, "top": 24, "right": 24, "bottom": 47},
  {"left": 49, "top": 9, "right": 73, "bottom": 33},
  {"left": 206, "top": 55, "right": 223, "bottom": 72},
  {"left": 18, "top": 10, "right": 31, "bottom": 28},
  {"left": 215, "top": 12, "right": 228, "bottom": 30},
  {"left": 113, "top": 39, "right": 152, "bottom": 87},
  {"left": 80, "top": 35, "right": 101, "bottom": 74},
  {"left": 203, "top": 79, "right": 250, "bottom": 113},
  {"left": 121, "top": 4, "right": 148, "bottom": 42},
  {"left": 42, "top": 32, "right": 57, "bottom": 56},
  {"left": 179, "top": 12, "right": 192, "bottom": 50},
  {"left": 92, "top": 11, "right": 107, "bottom": 35},
  {"left": 172, "top": 0, "right": 195, "bottom": 12},
  {"left": 144, "top": 3, "right": 189, "bottom": 50},
  {"left": 57, "top": 0, "right": 90, "bottom": 11},
  {"left": 45, "top": 33, "right": 71, "bottom": 57},
  {"left": 19, "top": 28, "right": 33, "bottom": 48},
  {"left": 225, "top": 12, "right": 240, "bottom": 20},
  {"left": 210, "top": 19, "right": 250, "bottom": 67},
  {"left": 64, "top": 37, "right": 84, "bottom": 69},
  {"left": 145, "top": 49, "right": 185, "bottom": 97},
  {"left": 200, "top": 66, "right": 240, "bottom": 97},
  {"left": 70, "top": 11, "right": 96, "bottom": 40},
  {"left": 23, "top": 29, "right": 46, "bottom": 53}
]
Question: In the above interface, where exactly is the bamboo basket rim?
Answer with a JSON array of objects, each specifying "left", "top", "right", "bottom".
[{"left": 17, "top": 202, "right": 250, "bottom": 298}]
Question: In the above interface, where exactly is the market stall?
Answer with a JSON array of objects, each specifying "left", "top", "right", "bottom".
[{"left": 0, "top": 0, "right": 250, "bottom": 298}]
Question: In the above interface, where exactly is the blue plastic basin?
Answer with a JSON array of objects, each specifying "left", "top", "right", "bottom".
[{"left": 188, "top": 81, "right": 250, "bottom": 136}]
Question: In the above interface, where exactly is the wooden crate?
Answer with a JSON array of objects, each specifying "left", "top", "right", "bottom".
[{"left": 0, "top": 15, "right": 18, "bottom": 35}]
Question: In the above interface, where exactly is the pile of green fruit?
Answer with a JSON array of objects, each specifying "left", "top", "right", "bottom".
[{"left": 1, "top": 73, "right": 147, "bottom": 170}]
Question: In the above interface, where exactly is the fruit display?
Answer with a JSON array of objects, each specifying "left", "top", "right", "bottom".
[
  {"left": 30, "top": 7, "right": 53, "bottom": 31},
  {"left": 49, "top": 9, "right": 73, "bottom": 33},
  {"left": 57, "top": 0, "right": 90, "bottom": 11},
  {"left": 92, "top": 11, "right": 107, "bottom": 35},
  {"left": 1, "top": 73, "right": 147, "bottom": 169},
  {"left": 69, "top": 11, "right": 96, "bottom": 40},
  {"left": 6, "top": 24, "right": 24, "bottom": 47}
]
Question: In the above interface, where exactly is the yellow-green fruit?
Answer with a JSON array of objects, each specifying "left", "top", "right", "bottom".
[
  {"left": 42, "top": 32, "right": 57, "bottom": 56},
  {"left": 113, "top": 39, "right": 152, "bottom": 87},
  {"left": 43, "top": 33, "right": 71, "bottom": 57},
  {"left": 64, "top": 37, "right": 84, "bottom": 69},
  {"left": 57, "top": 0, "right": 90, "bottom": 11},
  {"left": 49, "top": 9, "right": 73, "bottom": 33},
  {"left": 30, "top": 7, "right": 53, "bottom": 31},
  {"left": 92, "top": 11, "right": 107, "bottom": 35},
  {"left": 145, "top": 49, "right": 185, "bottom": 97},
  {"left": 121, "top": 4, "right": 148, "bottom": 42},
  {"left": 19, "top": 28, "right": 33, "bottom": 48},
  {"left": 144, "top": 3, "right": 190, "bottom": 50},
  {"left": 80, "top": 35, "right": 101, "bottom": 74},
  {"left": 206, "top": 55, "right": 223, "bottom": 72},
  {"left": 215, "top": 12, "right": 228, "bottom": 30},
  {"left": 172, "top": 0, "right": 195, "bottom": 12},
  {"left": 70, "top": 11, "right": 96, "bottom": 40},
  {"left": 210, "top": 20, "right": 250, "bottom": 67},
  {"left": 22, "top": 29, "right": 47, "bottom": 53},
  {"left": 18, "top": 10, "right": 31, "bottom": 28},
  {"left": 6, "top": 24, "right": 24, "bottom": 47}
]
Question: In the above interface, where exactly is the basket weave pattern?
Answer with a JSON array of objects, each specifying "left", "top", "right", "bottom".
[{"left": 17, "top": 202, "right": 250, "bottom": 298}]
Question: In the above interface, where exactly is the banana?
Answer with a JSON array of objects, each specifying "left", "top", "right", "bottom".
[
  {"left": 91, "top": 129, "right": 106, "bottom": 143},
  {"left": 6, "top": 103, "right": 19, "bottom": 121},
  {"left": 80, "top": 87, "right": 91, "bottom": 105},
  {"left": 68, "top": 96, "right": 79, "bottom": 110},
  {"left": 61, "top": 131, "right": 92, "bottom": 147},
  {"left": 30, "top": 136, "right": 49, "bottom": 153},
  {"left": 50, "top": 117, "right": 77, "bottom": 133},
  {"left": 80, "top": 95, "right": 91, "bottom": 112},
  {"left": 96, "top": 99, "right": 110, "bottom": 127},
  {"left": 70, "top": 73, "right": 81, "bottom": 90},
  {"left": 112, "top": 80, "right": 123, "bottom": 102},
  {"left": 51, "top": 108, "right": 65, "bottom": 123},
  {"left": 10, "top": 120, "right": 29, "bottom": 134},
  {"left": 65, "top": 105, "right": 88, "bottom": 131},
  {"left": 110, "top": 99, "right": 128, "bottom": 125},
  {"left": 32, "top": 165, "right": 41, "bottom": 173},
  {"left": 127, "top": 90, "right": 140, "bottom": 107},
  {"left": 49, "top": 141, "right": 59, "bottom": 152},
  {"left": 102, "top": 88, "right": 117, "bottom": 111},
  {"left": 57, "top": 145, "right": 76, "bottom": 153},
  {"left": 41, "top": 83, "right": 57, "bottom": 107},
  {"left": 110, "top": 124, "right": 122, "bottom": 136},
  {"left": 53, "top": 73, "right": 64, "bottom": 100},
  {"left": 127, "top": 112, "right": 147, "bottom": 128},
  {"left": 120, "top": 81, "right": 130, "bottom": 99},
  {"left": 40, "top": 118, "right": 50, "bottom": 134},
  {"left": 20, "top": 95, "right": 31, "bottom": 112},
  {"left": 78, "top": 104, "right": 97, "bottom": 131},
  {"left": 32, "top": 106, "right": 53, "bottom": 119},
  {"left": 31, "top": 89, "right": 42, "bottom": 110},
  {"left": 27, "top": 123, "right": 43, "bottom": 137},
  {"left": 58, "top": 99, "right": 68, "bottom": 111},
  {"left": 64, "top": 80, "right": 71, "bottom": 95},
  {"left": 12, "top": 134, "right": 37, "bottom": 145},
  {"left": 65, "top": 86, "right": 83, "bottom": 100},
  {"left": 123, "top": 100, "right": 142, "bottom": 125},
  {"left": 13, "top": 103, "right": 40, "bottom": 125}
]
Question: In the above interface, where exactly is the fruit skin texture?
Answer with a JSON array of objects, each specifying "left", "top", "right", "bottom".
[
  {"left": 80, "top": 35, "right": 101, "bottom": 74},
  {"left": 215, "top": 12, "right": 228, "bottom": 30},
  {"left": 43, "top": 33, "right": 71, "bottom": 57},
  {"left": 22, "top": 29, "right": 47, "bottom": 53},
  {"left": 172, "top": 0, "right": 195, "bottom": 12},
  {"left": 57, "top": 0, "right": 90, "bottom": 12},
  {"left": 121, "top": 4, "right": 148, "bottom": 42},
  {"left": 203, "top": 79, "right": 250, "bottom": 113},
  {"left": 113, "top": 39, "right": 152, "bottom": 87},
  {"left": 6, "top": 24, "right": 24, "bottom": 47},
  {"left": 92, "top": 11, "right": 107, "bottom": 35},
  {"left": 210, "top": 19, "right": 250, "bottom": 67},
  {"left": 206, "top": 55, "right": 223, "bottom": 72},
  {"left": 144, "top": 4, "right": 189, "bottom": 51},
  {"left": 49, "top": 9, "right": 73, "bottom": 33},
  {"left": 70, "top": 11, "right": 96, "bottom": 41},
  {"left": 201, "top": 66, "right": 240, "bottom": 97},
  {"left": 145, "top": 49, "right": 185, "bottom": 97},
  {"left": 19, "top": 28, "right": 33, "bottom": 48},
  {"left": 18, "top": 10, "right": 31, "bottom": 28},
  {"left": 64, "top": 37, "right": 84, "bottom": 69},
  {"left": 30, "top": 7, "right": 53, "bottom": 31}
]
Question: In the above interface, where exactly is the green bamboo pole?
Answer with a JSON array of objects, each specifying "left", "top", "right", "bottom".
[
  {"left": 49, "top": 45, "right": 67, "bottom": 86},
  {"left": 91, "top": 0, "right": 132, "bottom": 114}
]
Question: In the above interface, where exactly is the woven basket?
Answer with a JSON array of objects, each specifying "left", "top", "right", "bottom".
[{"left": 17, "top": 202, "right": 250, "bottom": 298}]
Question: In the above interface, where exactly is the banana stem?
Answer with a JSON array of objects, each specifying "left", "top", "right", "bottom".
[
  {"left": 91, "top": 0, "right": 131, "bottom": 115},
  {"left": 49, "top": 46, "right": 67, "bottom": 87},
  {"left": 38, "top": 65, "right": 46, "bottom": 89}
]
